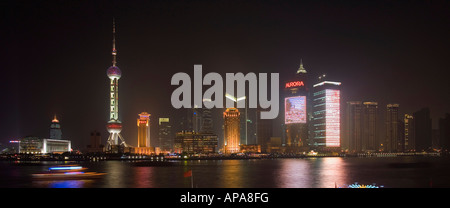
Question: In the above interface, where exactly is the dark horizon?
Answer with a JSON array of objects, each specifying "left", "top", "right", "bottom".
[{"left": 1, "top": 0, "right": 449, "bottom": 149}]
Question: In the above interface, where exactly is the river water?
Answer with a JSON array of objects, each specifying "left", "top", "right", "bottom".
[{"left": 1, "top": 157, "right": 449, "bottom": 188}]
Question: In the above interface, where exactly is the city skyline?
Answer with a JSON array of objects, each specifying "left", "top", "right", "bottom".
[{"left": 1, "top": 1, "right": 449, "bottom": 150}]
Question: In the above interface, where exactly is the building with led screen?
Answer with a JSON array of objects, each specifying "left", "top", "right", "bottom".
[
  {"left": 312, "top": 80, "right": 341, "bottom": 150},
  {"left": 283, "top": 60, "right": 309, "bottom": 152}
]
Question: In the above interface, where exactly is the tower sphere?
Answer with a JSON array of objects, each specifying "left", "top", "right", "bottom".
[{"left": 107, "top": 66, "right": 121, "bottom": 79}]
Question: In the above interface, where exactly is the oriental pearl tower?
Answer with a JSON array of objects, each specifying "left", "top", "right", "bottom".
[{"left": 106, "top": 19, "right": 127, "bottom": 151}]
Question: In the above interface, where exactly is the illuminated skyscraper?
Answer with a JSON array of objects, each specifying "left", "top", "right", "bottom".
[
  {"left": 158, "top": 118, "right": 172, "bottom": 151},
  {"left": 312, "top": 80, "right": 341, "bottom": 150},
  {"left": 283, "top": 60, "right": 309, "bottom": 151},
  {"left": 404, "top": 114, "right": 415, "bottom": 151},
  {"left": 137, "top": 112, "right": 150, "bottom": 148},
  {"left": 106, "top": 19, "right": 127, "bottom": 151},
  {"left": 50, "top": 115, "right": 62, "bottom": 140},
  {"left": 223, "top": 108, "right": 241, "bottom": 154},
  {"left": 385, "top": 104, "right": 400, "bottom": 152}
]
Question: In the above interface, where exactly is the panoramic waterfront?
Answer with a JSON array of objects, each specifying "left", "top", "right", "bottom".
[{"left": 1, "top": 157, "right": 449, "bottom": 188}]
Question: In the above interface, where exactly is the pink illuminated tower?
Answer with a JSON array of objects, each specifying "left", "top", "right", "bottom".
[{"left": 106, "top": 19, "right": 127, "bottom": 151}]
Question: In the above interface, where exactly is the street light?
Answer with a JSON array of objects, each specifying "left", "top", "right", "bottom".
[{"left": 225, "top": 93, "right": 248, "bottom": 145}]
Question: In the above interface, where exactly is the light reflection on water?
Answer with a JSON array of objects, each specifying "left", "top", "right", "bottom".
[
  {"left": 34, "top": 180, "right": 94, "bottom": 188},
  {"left": 2, "top": 157, "right": 450, "bottom": 188}
]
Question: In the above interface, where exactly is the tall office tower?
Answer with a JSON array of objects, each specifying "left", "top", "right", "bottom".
[
  {"left": 223, "top": 108, "right": 241, "bottom": 154},
  {"left": 346, "top": 101, "right": 363, "bottom": 152},
  {"left": 413, "top": 108, "right": 432, "bottom": 151},
  {"left": 362, "top": 102, "right": 379, "bottom": 151},
  {"left": 49, "top": 115, "right": 62, "bottom": 140},
  {"left": 439, "top": 113, "right": 450, "bottom": 151},
  {"left": 284, "top": 60, "right": 309, "bottom": 151},
  {"left": 201, "top": 108, "right": 213, "bottom": 133},
  {"left": 385, "top": 104, "right": 400, "bottom": 152},
  {"left": 256, "top": 107, "right": 273, "bottom": 152},
  {"left": 246, "top": 108, "right": 257, "bottom": 145},
  {"left": 404, "top": 114, "right": 415, "bottom": 151},
  {"left": 106, "top": 19, "right": 127, "bottom": 151},
  {"left": 137, "top": 112, "right": 150, "bottom": 148},
  {"left": 158, "top": 118, "right": 172, "bottom": 150},
  {"left": 192, "top": 108, "right": 202, "bottom": 132},
  {"left": 312, "top": 80, "right": 341, "bottom": 150}
]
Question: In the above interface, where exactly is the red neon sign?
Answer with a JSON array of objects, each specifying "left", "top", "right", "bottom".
[
  {"left": 139, "top": 120, "right": 147, "bottom": 124},
  {"left": 285, "top": 81, "right": 304, "bottom": 88}
]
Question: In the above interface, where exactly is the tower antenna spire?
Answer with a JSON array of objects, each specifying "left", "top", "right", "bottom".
[
  {"left": 112, "top": 18, "right": 117, "bottom": 66},
  {"left": 297, "top": 58, "right": 307, "bottom": 74}
]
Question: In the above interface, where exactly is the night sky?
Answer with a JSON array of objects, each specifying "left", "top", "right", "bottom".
[{"left": 1, "top": 0, "right": 449, "bottom": 149}]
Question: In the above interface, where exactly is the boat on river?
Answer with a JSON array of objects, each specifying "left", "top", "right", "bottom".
[{"left": 32, "top": 165, "right": 106, "bottom": 180}]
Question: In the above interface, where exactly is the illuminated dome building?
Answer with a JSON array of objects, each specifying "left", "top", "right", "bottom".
[{"left": 106, "top": 19, "right": 127, "bottom": 152}]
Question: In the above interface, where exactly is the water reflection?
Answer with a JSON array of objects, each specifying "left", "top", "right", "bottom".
[
  {"left": 134, "top": 167, "right": 154, "bottom": 188},
  {"left": 102, "top": 161, "right": 129, "bottom": 188},
  {"left": 276, "top": 159, "right": 312, "bottom": 188},
  {"left": 33, "top": 180, "right": 94, "bottom": 188},
  {"left": 3, "top": 157, "right": 450, "bottom": 188},
  {"left": 218, "top": 160, "right": 243, "bottom": 188},
  {"left": 276, "top": 158, "right": 347, "bottom": 188},
  {"left": 315, "top": 157, "right": 347, "bottom": 188}
]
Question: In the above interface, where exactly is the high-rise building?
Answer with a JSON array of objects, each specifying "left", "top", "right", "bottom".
[
  {"left": 362, "top": 102, "right": 379, "bottom": 151},
  {"left": 404, "top": 114, "right": 415, "bottom": 151},
  {"left": 346, "top": 101, "right": 363, "bottom": 152},
  {"left": 346, "top": 101, "right": 381, "bottom": 153},
  {"left": 137, "top": 112, "right": 150, "bottom": 148},
  {"left": 439, "top": 113, "right": 450, "bottom": 152},
  {"left": 398, "top": 119, "right": 405, "bottom": 152},
  {"left": 223, "top": 108, "right": 241, "bottom": 154},
  {"left": 244, "top": 108, "right": 257, "bottom": 145},
  {"left": 312, "top": 80, "right": 341, "bottom": 150},
  {"left": 284, "top": 60, "right": 309, "bottom": 151},
  {"left": 413, "top": 108, "right": 432, "bottom": 151},
  {"left": 201, "top": 108, "right": 213, "bottom": 133},
  {"left": 105, "top": 19, "right": 127, "bottom": 151},
  {"left": 385, "top": 104, "right": 400, "bottom": 152},
  {"left": 87, "top": 131, "right": 104, "bottom": 153},
  {"left": 256, "top": 107, "right": 273, "bottom": 152},
  {"left": 133, "top": 112, "right": 152, "bottom": 155},
  {"left": 432, "top": 129, "right": 440, "bottom": 150},
  {"left": 192, "top": 108, "right": 202, "bottom": 133},
  {"left": 49, "top": 115, "right": 62, "bottom": 140},
  {"left": 158, "top": 118, "right": 172, "bottom": 151}
]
